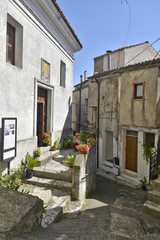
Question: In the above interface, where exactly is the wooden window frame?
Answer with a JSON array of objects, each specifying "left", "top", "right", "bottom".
[
  {"left": 6, "top": 23, "right": 15, "bottom": 65},
  {"left": 133, "top": 83, "right": 144, "bottom": 99}
]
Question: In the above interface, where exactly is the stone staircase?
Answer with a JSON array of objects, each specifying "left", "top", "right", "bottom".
[
  {"left": 143, "top": 176, "right": 160, "bottom": 220},
  {"left": 19, "top": 147, "right": 80, "bottom": 228}
]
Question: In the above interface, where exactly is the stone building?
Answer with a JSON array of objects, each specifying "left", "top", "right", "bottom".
[
  {"left": 89, "top": 58, "right": 160, "bottom": 184},
  {"left": 73, "top": 42, "right": 160, "bottom": 186},
  {"left": 0, "top": 0, "right": 82, "bottom": 173}
]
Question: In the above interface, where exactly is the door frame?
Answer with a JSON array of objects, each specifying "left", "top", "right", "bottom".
[
  {"left": 125, "top": 131, "right": 138, "bottom": 172},
  {"left": 33, "top": 78, "right": 54, "bottom": 142}
]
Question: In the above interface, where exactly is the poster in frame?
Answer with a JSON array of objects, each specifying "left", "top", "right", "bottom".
[
  {"left": 41, "top": 58, "right": 50, "bottom": 82},
  {"left": 1, "top": 118, "right": 17, "bottom": 162}
]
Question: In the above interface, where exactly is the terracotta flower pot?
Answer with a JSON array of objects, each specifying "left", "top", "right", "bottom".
[{"left": 69, "top": 168, "right": 73, "bottom": 174}]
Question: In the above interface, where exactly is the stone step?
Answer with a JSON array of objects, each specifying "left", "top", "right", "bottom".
[
  {"left": 18, "top": 184, "right": 71, "bottom": 228},
  {"left": 150, "top": 177, "right": 160, "bottom": 192},
  {"left": 116, "top": 174, "right": 141, "bottom": 188},
  {"left": 148, "top": 190, "right": 160, "bottom": 205},
  {"left": 33, "top": 160, "right": 72, "bottom": 182},
  {"left": 39, "top": 146, "right": 51, "bottom": 154},
  {"left": 36, "top": 150, "right": 60, "bottom": 166},
  {"left": 143, "top": 200, "right": 160, "bottom": 220},
  {"left": 101, "top": 163, "right": 119, "bottom": 175},
  {"left": 26, "top": 176, "right": 72, "bottom": 192},
  {"left": 96, "top": 168, "right": 116, "bottom": 181}
]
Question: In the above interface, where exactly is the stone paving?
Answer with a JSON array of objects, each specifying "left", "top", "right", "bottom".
[{"left": 6, "top": 176, "right": 160, "bottom": 240}]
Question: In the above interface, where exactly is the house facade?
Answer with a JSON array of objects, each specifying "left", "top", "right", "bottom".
[
  {"left": 73, "top": 42, "right": 160, "bottom": 185},
  {"left": 0, "top": 0, "right": 82, "bottom": 173},
  {"left": 89, "top": 58, "right": 160, "bottom": 185}
]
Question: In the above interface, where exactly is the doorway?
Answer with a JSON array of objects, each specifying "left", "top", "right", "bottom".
[
  {"left": 125, "top": 131, "right": 138, "bottom": 172},
  {"left": 106, "top": 131, "right": 113, "bottom": 164},
  {"left": 37, "top": 87, "right": 48, "bottom": 146}
]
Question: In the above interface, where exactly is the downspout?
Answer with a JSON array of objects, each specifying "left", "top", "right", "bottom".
[
  {"left": 95, "top": 78, "right": 100, "bottom": 169},
  {"left": 78, "top": 75, "right": 83, "bottom": 132}
]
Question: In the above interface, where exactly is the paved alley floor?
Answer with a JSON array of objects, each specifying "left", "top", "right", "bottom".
[{"left": 8, "top": 176, "right": 160, "bottom": 240}]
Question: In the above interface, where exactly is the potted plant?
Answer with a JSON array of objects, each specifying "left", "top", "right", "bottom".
[
  {"left": 63, "top": 155, "right": 75, "bottom": 174},
  {"left": 51, "top": 138, "right": 61, "bottom": 151},
  {"left": 72, "top": 142, "right": 79, "bottom": 150},
  {"left": 25, "top": 152, "right": 39, "bottom": 179},
  {"left": 142, "top": 143, "right": 154, "bottom": 164},
  {"left": 64, "top": 136, "right": 73, "bottom": 148},
  {"left": 42, "top": 133, "right": 51, "bottom": 146},
  {"left": 139, "top": 176, "right": 147, "bottom": 190},
  {"left": 76, "top": 144, "right": 89, "bottom": 154},
  {"left": 33, "top": 147, "right": 41, "bottom": 158},
  {"left": 87, "top": 137, "right": 96, "bottom": 146}
]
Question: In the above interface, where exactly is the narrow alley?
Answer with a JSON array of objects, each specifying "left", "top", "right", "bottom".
[{"left": 10, "top": 176, "right": 160, "bottom": 240}]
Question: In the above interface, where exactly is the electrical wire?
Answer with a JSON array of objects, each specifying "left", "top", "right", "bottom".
[
  {"left": 122, "top": 0, "right": 131, "bottom": 47},
  {"left": 98, "top": 37, "right": 160, "bottom": 79}
]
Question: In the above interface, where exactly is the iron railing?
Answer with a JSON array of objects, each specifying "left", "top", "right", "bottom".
[{"left": 149, "top": 150, "right": 159, "bottom": 182}]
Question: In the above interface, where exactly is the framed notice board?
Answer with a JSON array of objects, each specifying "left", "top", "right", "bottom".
[{"left": 1, "top": 118, "right": 17, "bottom": 162}]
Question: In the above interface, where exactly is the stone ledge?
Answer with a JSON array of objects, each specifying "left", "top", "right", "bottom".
[{"left": 0, "top": 186, "right": 43, "bottom": 237}]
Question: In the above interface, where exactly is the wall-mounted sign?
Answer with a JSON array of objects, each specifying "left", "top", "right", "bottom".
[
  {"left": 41, "top": 58, "right": 50, "bottom": 82},
  {"left": 1, "top": 118, "right": 17, "bottom": 162}
]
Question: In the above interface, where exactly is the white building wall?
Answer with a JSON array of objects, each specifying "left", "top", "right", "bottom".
[{"left": 0, "top": 0, "right": 81, "bottom": 172}]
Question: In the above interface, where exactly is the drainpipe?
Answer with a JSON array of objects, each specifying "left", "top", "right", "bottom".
[
  {"left": 78, "top": 75, "right": 83, "bottom": 132},
  {"left": 95, "top": 78, "right": 100, "bottom": 169}
]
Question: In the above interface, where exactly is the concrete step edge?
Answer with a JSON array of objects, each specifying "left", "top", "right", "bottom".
[
  {"left": 116, "top": 175, "right": 141, "bottom": 188},
  {"left": 41, "top": 195, "right": 71, "bottom": 228},
  {"left": 36, "top": 150, "right": 60, "bottom": 166},
  {"left": 143, "top": 200, "right": 160, "bottom": 213},
  {"left": 33, "top": 169, "right": 72, "bottom": 182},
  {"left": 26, "top": 176, "right": 72, "bottom": 191}
]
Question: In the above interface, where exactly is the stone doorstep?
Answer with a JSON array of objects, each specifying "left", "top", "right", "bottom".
[
  {"left": 101, "top": 164, "right": 119, "bottom": 175},
  {"left": 116, "top": 174, "right": 141, "bottom": 188},
  {"left": 148, "top": 190, "right": 160, "bottom": 205},
  {"left": 143, "top": 200, "right": 160, "bottom": 220},
  {"left": 26, "top": 176, "right": 72, "bottom": 192},
  {"left": 36, "top": 150, "right": 60, "bottom": 166},
  {"left": 150, "top": 178, "right": 160, "bottom": 192},
  {"left": 96, "top": 168, "right": 116, "bottom": 181}
]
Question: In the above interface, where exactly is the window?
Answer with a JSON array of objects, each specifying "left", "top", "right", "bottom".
[
  {"left": 6, "top": 14, "right": 23, "bottom": 68},
  {"left": 6, "top": 23, "right": 15, "bottom": 65},
  {"left": 145, "top": 132, "right": 155, "bottom": 147},
  {"left": 60, "top": 61, "right": 66, "bottom": 87},
  {"left": 134, "top": 83, "right": 144, "bottom": 99}
]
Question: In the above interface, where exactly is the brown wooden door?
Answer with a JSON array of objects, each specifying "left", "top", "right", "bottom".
[
  {"left": 125, "top": 135, "right": 137, "bottom": 172},
  {"left": 37, "top": 88, "right": 47, "bottom": 146}
]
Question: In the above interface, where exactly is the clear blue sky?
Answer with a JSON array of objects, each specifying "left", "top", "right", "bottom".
[{"left": 56, "top": 0, "right": 160, "bottom": 86}]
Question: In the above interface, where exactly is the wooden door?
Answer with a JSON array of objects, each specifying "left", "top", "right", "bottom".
[
  {"left": 37, "top": 88, "right": 47, "bottom": 146},
  {"left": 125, "top": 135, "right": 137, "bottom": 172}
]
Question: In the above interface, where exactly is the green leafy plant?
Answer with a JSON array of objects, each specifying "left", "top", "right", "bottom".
[
  {"left": 87, "top": 137, "right": 96, "bottom": 146},
  {"left": 21, "top": 189, "right": 30, "bottom": 194},
  {"left": 139, "top": 176, "right": 147, "bottom": 190},
  {"left": 33, "top": 147, "right": 41, "bottom": 158},
  {"left": 64, "top": 136, "right": 73, "bottom": 148},
  {"left": 51, "top": 138, "right": 61, "bottom": 151},
  {"left": 63, "top": 155, "right": 75, "bottom": 168},
  {"left": 0, "top": 167, "right": 23, "bottom": 190},
  {"left": 142, "top": 143, "right": 154, "bottom": 164},
  {"left": 43, "top": 133, "right": 51, "bottom": 145},
  {"left": 77, "top": 131, "right": 95, "bottom": 143},
  {"left": 25, "top": 152, "right": 39, "bottom": 171}
]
